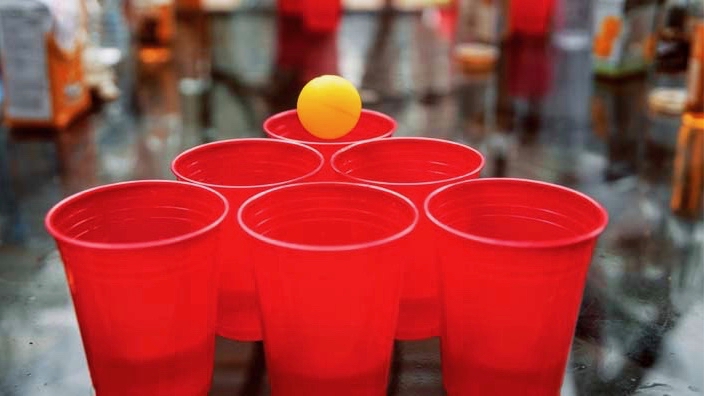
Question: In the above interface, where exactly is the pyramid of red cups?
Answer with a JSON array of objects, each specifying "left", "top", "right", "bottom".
[{"left": 44, "top": 74, "right": 608, "bottom": 396}]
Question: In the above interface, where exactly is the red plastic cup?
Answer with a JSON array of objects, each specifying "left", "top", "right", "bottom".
[
  {"left": 238, "top": 182, "right": 418, "bottom": 396},
  {"left": 424, "top": 178, "right": 608, "bottom": 396},
  {"left": 171, "top": 138, "right": 324, "bottom": 341},
  {"left": 263, "top": 109, "right": 396, "bottom": 179},
  {"left": 45, "top": 180, "right": 228, "bottom": 396},
  {"left": 331, "top": 137, "right": 485, "bottom": 340}
]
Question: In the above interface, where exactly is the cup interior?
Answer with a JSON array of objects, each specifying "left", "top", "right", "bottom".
[
  {"left": 46, "top": 181, "right": 227, "bottom": 247},
  {"left": 239, "top": 183, "right": 417, "bottom": 249},
  {"left": 426, "top": 179, "right": 608, "bottom": 247},
  {"left": 332, "top": 138, "right": 485, "bottom": 184},
  {"left": 172, "top": 139, "right": 323, "bottom": 188}
]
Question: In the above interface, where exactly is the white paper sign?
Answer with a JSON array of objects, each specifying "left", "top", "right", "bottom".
[{"left": 0, "top": 2, "right": 53, "bottom": 120}]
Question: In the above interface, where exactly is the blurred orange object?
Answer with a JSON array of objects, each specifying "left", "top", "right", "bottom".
[
  {"left": 643, "top": 34, "right": 657, "bottom": 61},
  {"left": 671, "top": 114, "right": 704, "bottom": 218},
  {"left": 176, "top": 0, "right": 201, "bottom": 10},
  {"left": 600, "top": 15, "right": 622, "bottom": 39},
  {"left": 136, "top": 2, "right": 176, "bottom": 64},
  {"left": 592, "top": 16, "right": 622, "bottom": 58},
  {"left": 0, "top": 0, "right": 90, "bottom": 129},
  {"left": 671, "top": 22, "right": 704, "bottom": 218},
  {"left": 454, "top": 43, "right": 499, "bottom": 73},
  {"left": 593, "top": 36, "right": 614, "bottom": 57},
  {"left": 685, "top": 23, "right": 704, "bottom": 114}
]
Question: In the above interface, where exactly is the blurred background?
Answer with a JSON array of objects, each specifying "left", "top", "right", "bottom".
[{"left": 0, "top": 0, "right": 702, "bottom": 395}]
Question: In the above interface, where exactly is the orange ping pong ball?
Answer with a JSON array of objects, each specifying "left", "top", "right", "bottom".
[{"left": 297, "top": 75, "right": 362, "bottom": 140}]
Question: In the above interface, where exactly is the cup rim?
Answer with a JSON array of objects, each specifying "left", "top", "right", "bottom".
[
  {"left": 238, "top": 182, "right": 419, "bottom": 252},
  {"left": 45, "top": 180, "right": 230, "bottom": 250},
  {"left": 424, "top": 178, "right": 609, "bottom": 249},
  {"left": 171, "top": 138, "right": 325, "bottom": 190},
  {"left": 330, "top": 137, "right": 486, "bottom": 187},
  {"left": 262, "top": 109, "right": 397, "bottom": 146}
]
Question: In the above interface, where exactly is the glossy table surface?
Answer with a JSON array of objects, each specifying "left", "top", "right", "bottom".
[{"left": 0, "top": 9, "right": 702, "bottom": 396}]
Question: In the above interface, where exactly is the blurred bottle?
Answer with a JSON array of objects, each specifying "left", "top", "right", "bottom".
[
  {"left": 133, "top": 0, "right": 176, "bottom": 64},
  {"left": 593, "top": 77, "right": 647, "bottom": 181},
  {"left": 85, "top": 0, "right": 103, "bottom": 48},
  {"left": 592, "top": 0, "right": 659, "bottom": 79},
  {"left": 648, "top": 1, "right": 690, "bottom": 112},
  {"left": 671, "top": 22, "right": 704, "bottom": 218},
  {"left": 102, "top": 0, "right": 131, "bottom": 53},
  {"left": 456, "top": 0, "right": 502, "bottom": 44},
  {"left": 649, "top": 0, "right": 704, "bottom": 100},
  {"left": 552, "top": 0, "right": 593, "bottom": 50},
  {"left": 174, "top": 11, "right": 210, "bottom": 79},
  {"left": 176, "top": 0, "right": 202, "bottom": 11},
  {"left": 685, "top": 24, "right": 704, "bottom": 114},
  {"left": 454, "top": 0, "right": 502, "bottom": 74},
  {"left": 645, "top": 0, "right": 701, "bottom": 150},
  {"left": 647, "top": 85, "right": 687, "bottom": 150},
  {"left": 82, "top": 0, "right": 128, "bottom": 102}
]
